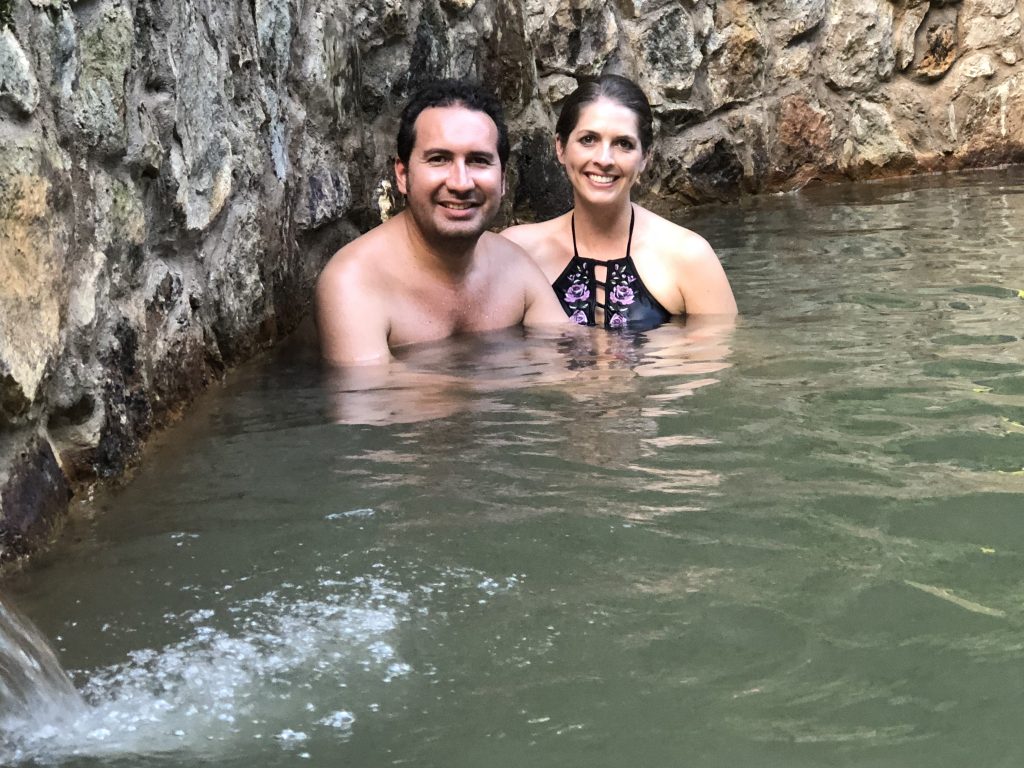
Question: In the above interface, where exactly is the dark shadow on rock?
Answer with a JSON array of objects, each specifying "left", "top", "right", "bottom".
[
  {"left": 512, "top": 129, "right": 572, "bottom": 222},
  {"left": 0, "top": 432, "right": 71, "bottom": 565}
]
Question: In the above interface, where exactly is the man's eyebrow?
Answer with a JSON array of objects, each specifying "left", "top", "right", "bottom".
[{"left": 417, "top": 148, "right": 497, "bottom": 160}]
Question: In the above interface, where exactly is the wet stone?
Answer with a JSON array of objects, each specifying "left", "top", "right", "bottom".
[{"left": 0, "top": 432, "right": 70, "bottom": 564}]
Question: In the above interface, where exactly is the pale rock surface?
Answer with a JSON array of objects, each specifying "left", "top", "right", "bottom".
[
  {"left": 0, "top": 27, "right": 38, "bottom": 114},
  {"left": 822, "top": 0, "right": 896, "bottom": 92}
]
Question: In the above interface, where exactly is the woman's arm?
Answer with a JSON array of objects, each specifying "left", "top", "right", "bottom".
[{"left": 675, "top": 236, "right": 738, "bottom": 315}]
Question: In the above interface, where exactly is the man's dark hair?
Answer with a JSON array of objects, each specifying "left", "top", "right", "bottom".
[
  {"left": 396, "top": 79, "right": 510, "bottom": 169},
  {"left": 555, "top": 74, "right": 654, "bottom": 155}
]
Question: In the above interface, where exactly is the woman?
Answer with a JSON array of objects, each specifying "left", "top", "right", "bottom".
[{"left": 503, "top": 75, "right": 737, "bottom": 329}]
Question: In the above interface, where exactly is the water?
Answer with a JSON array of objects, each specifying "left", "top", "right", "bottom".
[{"left": 4, "top": 167, "right": 1024, "bottom": 766}]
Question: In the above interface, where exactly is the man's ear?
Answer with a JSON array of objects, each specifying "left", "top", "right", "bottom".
[{"left": 395, "top": 158, "right": 409, "bottom": 195}]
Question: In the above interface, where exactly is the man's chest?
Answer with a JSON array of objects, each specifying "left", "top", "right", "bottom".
[{"left": 384, "top": 280, "right": 526, "bottom": 347}]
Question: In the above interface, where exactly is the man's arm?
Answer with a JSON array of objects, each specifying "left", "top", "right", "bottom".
[{"left": 315, "top": 253, "right": 392, "bottom": 365}]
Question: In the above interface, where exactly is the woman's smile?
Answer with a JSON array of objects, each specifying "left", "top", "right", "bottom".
[{"left": 557, "top": 97, "right": 646, "bottom": 203}]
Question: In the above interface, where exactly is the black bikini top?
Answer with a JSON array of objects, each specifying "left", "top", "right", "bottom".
[{"left": 552, "top": 207, "right": 672, "bottom": 331}]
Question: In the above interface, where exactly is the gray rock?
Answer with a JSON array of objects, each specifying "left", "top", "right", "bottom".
[
  {"left": 0, "top": 27, "right": 39, "bottom": 115},
  {"left": 535, "top": 0, "right": 618, "bottom": 77},
  {"left": 295, "top": 169, "right": 353, "bottom": 229},
  {"left": 963, "top": 7, "right": 1022, "bottom": 49},
  {"left": 632, "top": 5, "right": 702, "bottom": 105},
  {"left": 842, "top": 100, "right": 914, "bottom": 171},
  {"left": 705, "top": 20, "right": 767, "bottom": 111},
  {"left": 823, "top": 0, "right": 896, "bottom": 92},
  {"left": 67, "top": 2, "right": 133, "bottom": 154},
  {"left": 512, "top": 128, "right": 573, "bottom": 221},
  {"left": 895, "top": 1, "right": 930, "bottom": 71},
  {"left": 763, "top": 0, "right": 828, "bottom": 44}
]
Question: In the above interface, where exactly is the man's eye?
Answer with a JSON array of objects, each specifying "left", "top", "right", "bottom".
[
  {"left": 468, "top": 156, "right": 493, "bottom": 166},
  {"left": 426, "top": 155, "right": 448, "bottom": 165}
]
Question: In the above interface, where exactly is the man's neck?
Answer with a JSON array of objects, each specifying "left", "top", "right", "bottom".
[{"left": 400, "top": 212, "right": 479, "bottom": 282}]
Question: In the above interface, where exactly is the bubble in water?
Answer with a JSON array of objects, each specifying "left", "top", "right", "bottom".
[
  {"left": 275, "top": 728, "right": 308, "bottom": 742},
  {"left": 318, "top": 710, "right": 355, "bottom": 729}
]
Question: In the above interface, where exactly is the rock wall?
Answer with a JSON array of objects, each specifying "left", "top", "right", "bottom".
[{"left": 1, "top": 0, "right": 1022, "bottom": 564}]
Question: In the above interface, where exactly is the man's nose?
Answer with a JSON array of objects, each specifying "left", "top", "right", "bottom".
[{"left": 446, "top": 161, "right": 473, "bottom": 192}]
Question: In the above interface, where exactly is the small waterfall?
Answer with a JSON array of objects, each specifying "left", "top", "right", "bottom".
[{"left": 0, "top": 592, "right": 86, "bottom": 737}]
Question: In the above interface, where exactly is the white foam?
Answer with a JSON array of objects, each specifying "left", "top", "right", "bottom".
[
  {"left": 0, "top": 578, "right": 408, "bottom": 765},
  {"left": 324, "top": 508, "right": 376, "bottom": 521},
  {"left": 1, "top": 567, "right": 517, "bottom": 765},
  {"left": 318, "top": 710, "right": 355, "bottom": 729}
]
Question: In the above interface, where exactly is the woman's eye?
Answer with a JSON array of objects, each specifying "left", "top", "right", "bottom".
[
  {"left": 578, "top": 135, "right": 595, "bottom": 145},
  {"left": 616, "top": 139, "right": 635, "bottom": 150}
]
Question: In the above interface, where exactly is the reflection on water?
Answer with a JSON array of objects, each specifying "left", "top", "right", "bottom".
[
  {"left": 324, "top": 317, "right": 734, "bottom": 427},
  {"left": 4, "top": 167, "right": 1024, "bottom": 768}
]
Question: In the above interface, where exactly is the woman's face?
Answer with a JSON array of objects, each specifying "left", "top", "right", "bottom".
[{"left": 556, "top": 97, "right": 647, "bottom": 207}]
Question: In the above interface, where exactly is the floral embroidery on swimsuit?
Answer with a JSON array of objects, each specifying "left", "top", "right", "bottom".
[
  {"left": 560, "top": 260, "right": 593, "bottom": 325},
  {"left": 605, "top": 263, "right": 638, "bottom": 329},
  {"left": 550, "top": 206, "right": 672, "bottom": 331}
]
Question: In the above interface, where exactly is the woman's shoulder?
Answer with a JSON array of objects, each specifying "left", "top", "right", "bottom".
[
  {"left": 501, "top": 213, "right": 569, "bottom": 248},
  {"left": 635, "top": 206, "right": 717, "bottom": 266},
  {"left": 500, "top": 213, "right": 573, "bottom": 280},
  {"left": 634, "top": 206, "right": 737, "bottom": 315}
]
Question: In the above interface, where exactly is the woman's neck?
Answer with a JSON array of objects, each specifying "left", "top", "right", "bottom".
[{"left": 571, "top": 198, "right": 634, "bottom": 261}]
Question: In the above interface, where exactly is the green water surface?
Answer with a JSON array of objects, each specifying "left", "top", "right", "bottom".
[{"left": 6, "top": 167, "right": 1024, "bottom": 767}]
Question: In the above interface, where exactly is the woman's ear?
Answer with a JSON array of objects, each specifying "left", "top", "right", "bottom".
[{"left": 555, "top": 136, "right": 566, "bottom": 165}]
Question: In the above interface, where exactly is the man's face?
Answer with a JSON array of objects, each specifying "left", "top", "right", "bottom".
[{"left": 395, "top": 105, "right": 505, "bottom": 245}]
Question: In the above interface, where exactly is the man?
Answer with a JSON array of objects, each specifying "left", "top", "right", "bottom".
[{"left": 316, "top": 80, "right": 567, "bottom": 365}]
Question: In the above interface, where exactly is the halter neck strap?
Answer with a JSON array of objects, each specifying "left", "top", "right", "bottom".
[{"left": 571, "top": 206, "right": 636, "bottom": 262}]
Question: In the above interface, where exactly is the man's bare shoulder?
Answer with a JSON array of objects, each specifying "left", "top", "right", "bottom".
[
  {"left": 315, "top": 221, "right": 404, "bottom": 365},
  {"left": 318, "top": 220, "right": 402, "bottom": 292}
]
